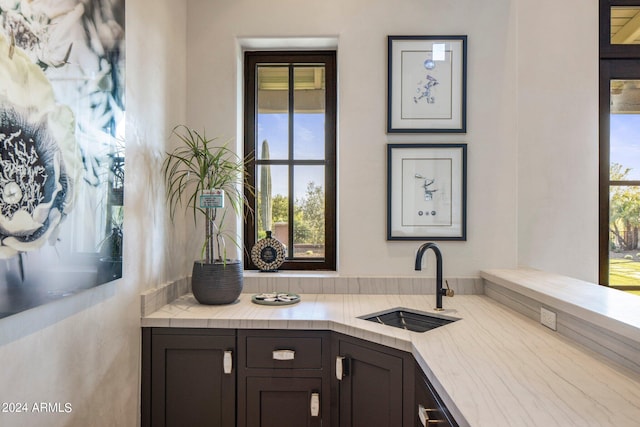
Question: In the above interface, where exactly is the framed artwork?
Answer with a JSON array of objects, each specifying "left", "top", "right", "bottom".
[
  {"left": 0, "top": 0, "right": 125, "bottom": 319},
  {"left": 387, "top": 36, "right": 467, "bottom": 133},
  {"left": 387, "top": 144, "right": 467, "bottom": 240}
]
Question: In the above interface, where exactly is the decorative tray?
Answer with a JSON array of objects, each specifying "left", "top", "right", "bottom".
[{"left": 251, "top": 293, "right": 301, "bottom": 306}]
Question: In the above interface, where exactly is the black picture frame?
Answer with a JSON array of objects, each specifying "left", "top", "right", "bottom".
[
  {"left": 387, "top": 143, "right": 467, "bottom": 240},
  {"left": 387, "top": 35, "right": 467, "bottom": 133}
]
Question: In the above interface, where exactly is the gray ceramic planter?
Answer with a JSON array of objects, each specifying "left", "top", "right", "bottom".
[{"left": 191, "top": 260, "right": 243, "bottom": 305}]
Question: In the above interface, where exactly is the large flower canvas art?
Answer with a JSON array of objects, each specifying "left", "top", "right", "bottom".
[{"left": 0, "top": 0, "right": 125, "bottom": 319}]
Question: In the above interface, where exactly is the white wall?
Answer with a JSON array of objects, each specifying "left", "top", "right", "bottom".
[
  {"left": 516, "top": 0, "right": 599, "bottom": 282},
  {"left": 186, "top": 0, "right": 599, "bottom": 281},
  {"left": 0, "top": 1, "right": 187, "bottom": 426},
  {"left": 186, "top": 0, "right": 522, "bottom": 278}
]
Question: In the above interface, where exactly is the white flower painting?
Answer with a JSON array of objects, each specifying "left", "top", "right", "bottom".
[
  {"left": 0, "top": 0, "right": 125, "bottom": 318},
  {"left": 0, "top": 31, "right": 81, "bottom": 258}
]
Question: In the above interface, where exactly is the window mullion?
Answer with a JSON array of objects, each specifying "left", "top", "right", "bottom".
[
  {"left": 287, "top": 64, "right": 295, "bottom": 259},
  {"left": 610, "top": 180, "right": 640, "bottom": 186}
]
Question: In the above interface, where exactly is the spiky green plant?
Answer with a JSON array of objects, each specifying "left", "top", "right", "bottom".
[{"left": 162, "top": 125, "right": 253, "bottom": 263}]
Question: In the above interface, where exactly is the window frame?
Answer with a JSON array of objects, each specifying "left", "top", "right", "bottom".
[
  {"left": 599, "top": 0, "right": 640, "bottom": 287},
  {"left": 243, "top": 50, "right": 337, "bottom": 271}
]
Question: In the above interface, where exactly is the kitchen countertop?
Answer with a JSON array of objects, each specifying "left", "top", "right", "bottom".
[
  {"left": 481, "top": 268, "right": 640, "bottom": 340},
  {"left": 142, "top": 289, "right": 640, "bottom": 427}
]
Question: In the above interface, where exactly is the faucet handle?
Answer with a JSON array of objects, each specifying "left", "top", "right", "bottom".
[{"left": 444, "top": 280, "right": 454, "bottom": 298}]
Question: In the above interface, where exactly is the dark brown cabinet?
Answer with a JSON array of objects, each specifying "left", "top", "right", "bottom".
[
  {"left": 237, "top": 330, "right": 331, "bottom": 427},
  {"left": 142, "top": 328, "right": 458, "bottom": 427},
  {"left": 141, "top": 328, "right": 236, "bottom": 427},
  {"left": 333, "top": 334, "right": 414, "bottom": 427}
]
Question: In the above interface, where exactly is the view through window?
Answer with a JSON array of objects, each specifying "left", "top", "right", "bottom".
[{"left": 608, "top": 80, "right": 640, "bottom": 292}]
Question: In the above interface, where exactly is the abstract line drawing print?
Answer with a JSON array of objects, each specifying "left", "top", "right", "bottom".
[
  {"left": 401, "top": 158, "right": 452, "bottom": 227},
  {"left": 414, "top": 75, "right": 438, "bottom": 104},
  {"left": 400, "top": 50, "right": 453, "bottom": 121}
]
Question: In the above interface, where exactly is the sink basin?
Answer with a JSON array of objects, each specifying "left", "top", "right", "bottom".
[{"left": 359, "top": 307, "right": 458, "bottom": 333}]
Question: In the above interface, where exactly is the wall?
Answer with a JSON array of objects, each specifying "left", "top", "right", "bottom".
[
  {"left": 0, "top": 1, "right": 187, "bottom": 427},
  {"left": 516, "top": 0, "right": 599, "bottom": 282},
  {"left": 186, "top": 0, "right": 599, "bottom": 281},
  {"left": 186, "top": 0, "right": 521, "bottom": 278}
]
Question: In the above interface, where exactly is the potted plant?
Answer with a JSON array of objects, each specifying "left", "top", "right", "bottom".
[{"left": 163, "top": 125, "right": 253, "bottom": 304}]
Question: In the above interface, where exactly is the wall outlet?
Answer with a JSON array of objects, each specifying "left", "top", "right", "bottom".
[{"left": 540, "top": 307, "right": 557, "bottom": 331}]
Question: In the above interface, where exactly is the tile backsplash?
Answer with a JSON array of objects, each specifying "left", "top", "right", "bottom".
[{"left": 140, "top": 273, "right": 484, "bottom": 317}]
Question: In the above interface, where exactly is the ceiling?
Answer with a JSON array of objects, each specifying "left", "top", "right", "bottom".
[
  {"left": 611, "top": 80, "right": 640, "bottom": 113},
  {"left": 257, "top": 66, "right": 326, "bottom": 114},
  {"left": 611, "top": 7, "right": 640, "bottom": 44}
]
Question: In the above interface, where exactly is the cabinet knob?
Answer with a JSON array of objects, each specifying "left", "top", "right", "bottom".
[
  {"left": 223, "top": 350, "right": 233, "bottom": 374},
  {"left": 272, "top": 349, "right": 295, "bottom": 361}
]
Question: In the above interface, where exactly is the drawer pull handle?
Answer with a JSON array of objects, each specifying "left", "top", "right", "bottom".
[
  {"left": 223, "top": 351, "right": 233, "bottom": 374},
  {"left": 418, "top": 404, "right": 441, "bottom": 426},
  {"left": 336, "top": 356, "right": 350, "bottom": 380},
  {"left": 272, "top": 349, "right": 295, "bottom": 361},
  {"left": 310, "top": 392, "right": 320, "bottom": 417}
]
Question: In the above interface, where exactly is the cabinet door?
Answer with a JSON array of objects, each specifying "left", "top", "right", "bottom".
[
  {"left": 145, "top": 329, "right": 236, "bottom": 427},
  {"left": 246, "top": 377, "right": 323, "bottom": 427},
  {"left": 335, "top": 338, "right": 405, "bottom": 427},
  {"left": 238, "top": 330, "right": 331, "bottom": 427}
]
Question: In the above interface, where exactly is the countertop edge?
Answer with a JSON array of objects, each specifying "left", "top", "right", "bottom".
[{"left": 480, "top": 268, "right": 640, "bottom": 342}]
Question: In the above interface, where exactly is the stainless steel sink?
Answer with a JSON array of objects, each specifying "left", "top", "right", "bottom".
[{"left": 360, "top": 307, "right": 458, "bottom": 333}]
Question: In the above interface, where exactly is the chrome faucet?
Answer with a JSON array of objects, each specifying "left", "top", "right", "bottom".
[{"left": 415, "top": 242, "right": 453, "bottom": 311}]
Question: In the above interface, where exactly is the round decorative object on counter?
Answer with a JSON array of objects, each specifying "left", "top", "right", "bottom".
[
  {"left": 251, "top": 293, "right": 300, "bottom": 306},
  {"left": 251, "top": 231, "right": 286, "bottom": 272}
]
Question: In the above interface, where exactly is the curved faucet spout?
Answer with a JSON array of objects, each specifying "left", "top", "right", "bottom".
[
  {"left": 415, "top": 242, "right": 441, "bottom": 272},
  {"left": 415, "top": 242, "right": 451, "bottom": 310}
]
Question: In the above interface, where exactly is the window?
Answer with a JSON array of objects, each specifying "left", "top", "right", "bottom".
[
  {"left": 600, "top": 1, "right": 640, "bottom": 291},
  {"left": 243, "top": 51, "right": 337, "bottom": 270}
]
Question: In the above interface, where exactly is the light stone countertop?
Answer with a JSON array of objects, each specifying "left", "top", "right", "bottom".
[
  {"left": 481, "top": 268, "right": 640, "bottom": 341},
  {"left": 142, "top": 291, "right": 640, "bottom": 427}
]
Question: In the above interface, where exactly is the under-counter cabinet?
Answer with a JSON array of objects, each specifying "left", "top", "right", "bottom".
[
  {"left": 333, "top": 333, "right": 415, "bottom": 427},
  {"left": 237, "top": 330, "right": 331, "bottom": 427},
  {"left": 142, "top": 328, "right": 457, "bottom": 427},
  {"left": 141, "top": 328, "right": 236, "bottom": 427}
]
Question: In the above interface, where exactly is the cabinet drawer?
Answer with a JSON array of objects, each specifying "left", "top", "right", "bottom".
[{"left": 245, "top": 336, "right": 323, "bottom": 369}]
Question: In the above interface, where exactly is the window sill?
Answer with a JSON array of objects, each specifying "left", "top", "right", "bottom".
[{"left": 243, "top": 270, "right": 339, "bottom": 279}]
